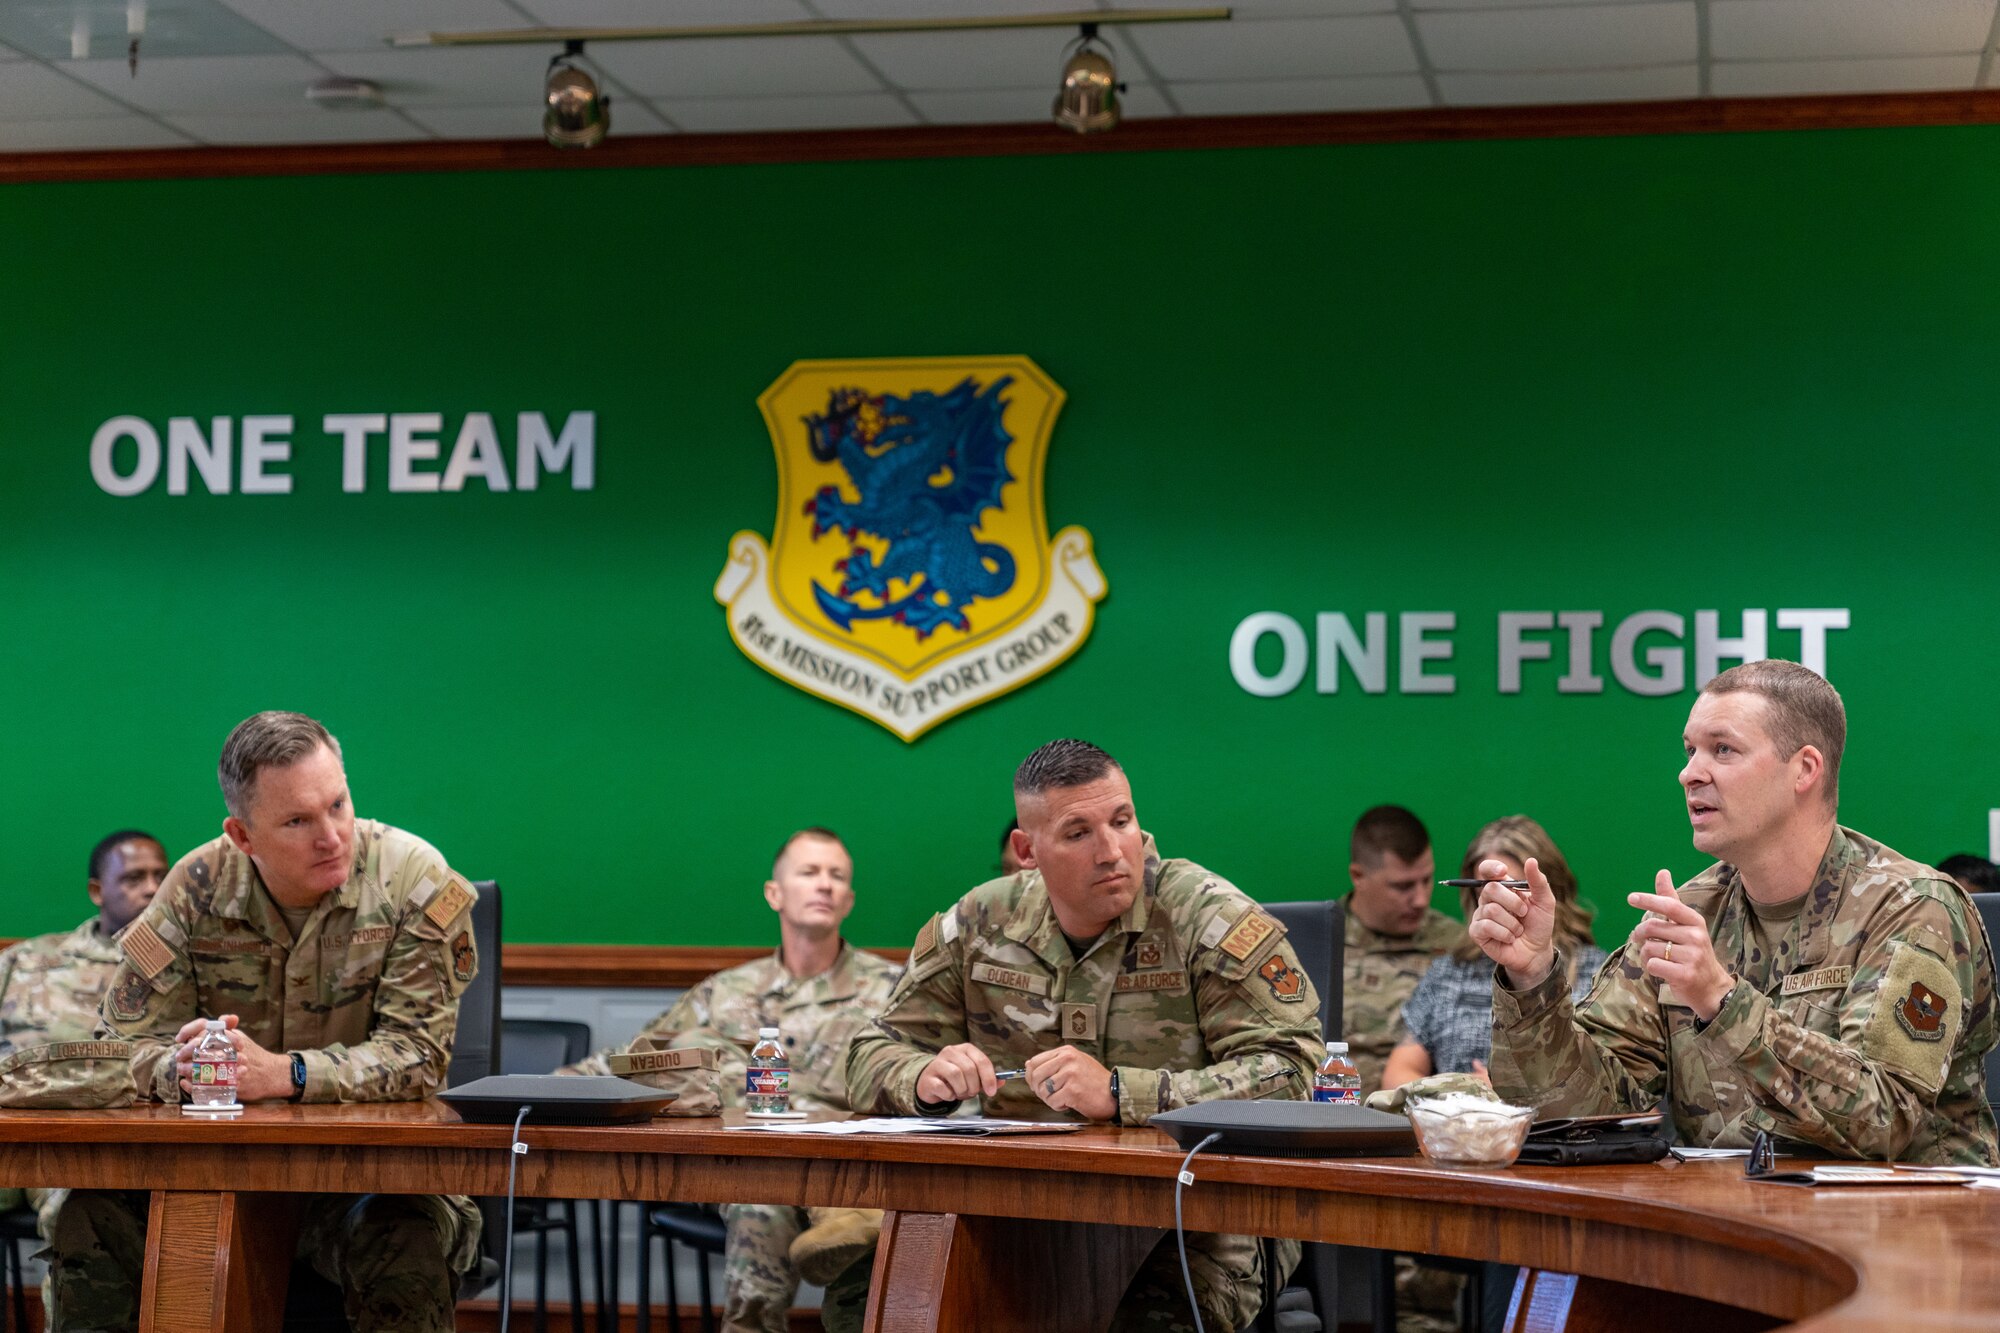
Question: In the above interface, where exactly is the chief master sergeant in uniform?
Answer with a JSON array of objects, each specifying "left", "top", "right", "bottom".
[
  {"left": 46, "top": 711, "right": 483, "bottom": 1333},
  {"left": 0, "top": 830, "right": 169, "bottom": 1236},
  {"left": 841, "top": 738, "right": 1328, "bottom": 1333},
  {"left": 1473, "top": 660, "right": 1999, "bottom": 1163},
  {"left": 560, "top": 827, "right": 901, "bottom": 1333}
]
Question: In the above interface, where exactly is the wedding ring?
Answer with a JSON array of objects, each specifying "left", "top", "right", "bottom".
[
  {"left": 1045, "top": 1078, "right": 1057, "bottom": 1095},
  {"left": 1664, "top": 941, "right": 1674, "bottom": 963}
]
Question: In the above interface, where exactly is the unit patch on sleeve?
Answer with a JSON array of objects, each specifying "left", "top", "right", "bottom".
[
  {"left": 451, "top": 930, "right": 476, "bottom": 985},
  {"left": 1257, "top": 954, "right": 1306, "bottom": 1003}
]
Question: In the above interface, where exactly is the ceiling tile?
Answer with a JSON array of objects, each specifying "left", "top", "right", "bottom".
[
  {"left": 1419, "top": 3, "right": 1697, "bottom": 71},
  {"left": 587, "top": 34, "right": 884, "bottom": 97},
  {"left": 1713, "top": 54, "right": 1982, "bottom": 95},
  {"left": 1710, "top": 0, "right": 1996, "bottom": 61},
  {"left": 652, "top": 91, "right": 917, "bottom": 131},
  {"left": 851, "top": 29, "right": 1081, "bottom": 92},
  {"left": 0, "top": 61, "right": 140, "bottom": 117},
  {"left": 65, "top": 52, "right": 327, "bottom": 113},
  {"left": 906, "top": 81, "right": 1174, "bottom": 124},
  {"left": 1414, "top": 0, "right": 1634, "bottom": 8},
  {"left": 514, "top": 0, "right": 813, "bottom": 23},
  {"left": 0, "top": 0, "right": 289, "bottom": 62},
  {"left": 0, "top": 113, "right": 192, "bottom": 149},
  {"left": 323, "top": 45, "right": 554, "bottom": 106},
  {"left": 219, "top": 0, "right": 525, "bottom": 53},
  {"left": 404, "top": 97, "right": 670, "bottom": 138},
  {"left": 1438, "top": 63, "right": 1699, "bottom": 103},
  {"left": 164, "top": 107, "right": 431, "bottom": 143},
  {"left": 1170, "top": 72, "right": 1432, "bottom": 113},
  {"left": 1128, "top": 15, "right": 1418, "bottom": 79}
]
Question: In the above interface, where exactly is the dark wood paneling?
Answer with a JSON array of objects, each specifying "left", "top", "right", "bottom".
[
  {"left": 0, "top": 939, "right": 908, "bottom": 990},
  {"left": 501, "top": 943, "right": 908, "bottom": 988},
  {"left": 7, "top": 89, "right": 2000, "bottom": 185}
]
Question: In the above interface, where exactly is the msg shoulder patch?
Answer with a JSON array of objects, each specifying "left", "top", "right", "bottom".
[
  {"left": 1218, "top": 909, "right": 1278, "bottom": 963},
  {"left": 423, "top": 873, "right": 476, "bottom": 931},
  {"left": 1862, "top": 941, "right": 1963, "bottom": 1095}
]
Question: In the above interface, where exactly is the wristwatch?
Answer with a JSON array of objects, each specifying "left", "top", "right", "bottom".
[
  {"left": 289, "top": 1052, "right": 307, "bottom": 1101},
  {"left": 1108, "top": 1067, "right": 1120, "bottom": 1115}
]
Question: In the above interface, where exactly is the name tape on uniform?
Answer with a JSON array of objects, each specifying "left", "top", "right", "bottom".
[
  {"left": 608, "top": 1048, "right": 721, "bottom": 1075},
  {"left": 971, "top": 963, "right": 1051, "bottom": 996},
  {"left": 1114, "top": 970, "right": 1188, "bottom": 993},
  {"left": 1781, "top": 965, "right": 1853, "bottom": 997},
  {"left": 2, "top": 1040, "right": 132, "bottom": 1067}
]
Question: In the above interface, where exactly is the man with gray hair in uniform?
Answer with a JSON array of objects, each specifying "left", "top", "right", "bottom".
[
  {"left": 839, "top": 738, "right": 1326, "bottom": 1332},
  {"left": 46, "top": 711, "right": 482, "bottom": 1333}
]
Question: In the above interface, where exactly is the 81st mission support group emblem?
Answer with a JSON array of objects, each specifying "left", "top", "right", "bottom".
[{"left": 714, "top": 356, "right": 1107, "bottom": 741}]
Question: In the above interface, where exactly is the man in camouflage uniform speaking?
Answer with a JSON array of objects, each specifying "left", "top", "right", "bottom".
[
  {"left": 46, "top": 711, "right": 483, "bottom": 1332},
  {"left": 841, "top": 739, "right": 1327, "bottom": 1332},
  {"left": 1473, "top": 660, "right": 1999, "bottom": 1164},
  {"left": 561, "top": 827, "right": 901, "bottom": 1333},
  {"left": 0, "top": 830, "right": 168, "bottom": 1235}
]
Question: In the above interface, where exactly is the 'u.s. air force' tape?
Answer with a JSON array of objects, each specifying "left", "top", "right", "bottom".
[{"left": 606, "top": 1047, "right": 721, "bottom": 1076}]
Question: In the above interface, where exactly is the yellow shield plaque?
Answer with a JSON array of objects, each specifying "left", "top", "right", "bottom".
[{"left": 715, "top": 356, "right": 1107, "bottom": 740}]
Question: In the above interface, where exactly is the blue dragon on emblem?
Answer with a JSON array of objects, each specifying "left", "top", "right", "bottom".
[{"left": 804, "top": 376, "right": 1017, "bottom": 638}]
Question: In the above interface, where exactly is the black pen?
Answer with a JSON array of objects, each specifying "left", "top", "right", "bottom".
[{"left": 1438, "top": 878, "right": 1529, "bottom": 889}]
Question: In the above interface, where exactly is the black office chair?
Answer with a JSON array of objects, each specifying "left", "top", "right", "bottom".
[
  {"left": 0, "top": 1201, "right": 36, "bottom": 1333},
  {"left": 1254, "top": 899, "right": 1347, "bottom": 1333},
  {"left": 498, "top": 1018, "right": 596, "bottom": 1333},
  {"left": 636, "top": 1202, "right": 727, "bottom": 1333},
  {"left": 286, "top": 879, "right": 506, "bottom": 1332},
  {"left": 1970, "top": 893, "right": 2000, "bottom": 1112}
]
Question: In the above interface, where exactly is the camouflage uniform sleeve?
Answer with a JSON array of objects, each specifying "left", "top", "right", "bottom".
[
  {"left": 95, "top": 887, "right": 202, "bottom": 1103},
  {"left": 844, "top": 912, "right": 969, "bottom": 1115},
  {"left": 557, "top": 1047, "right": 617, "bottom": 1078},
  {"left": 1696, "top": 884, "right": 1979, "bottom": 1159},
  {"left": 1118, "top": 904, "right": 1326, "bottom": 1125},
  {"left": 303, "top": 870, "right": 475, "bottom": 1102},
  {"left": 1489, "top": 944, "right": 1668, "bottom": 1118},
  {"left": 639, "top": 982, "right": 757, "bottom": 1100},
  {"left": 0, "top": 942, "right": 20, "bottom": 1054}
]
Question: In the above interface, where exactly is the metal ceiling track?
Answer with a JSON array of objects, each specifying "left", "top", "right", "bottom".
[{"left": 391, "top": 8, "right": 1231, "bottom": 48}]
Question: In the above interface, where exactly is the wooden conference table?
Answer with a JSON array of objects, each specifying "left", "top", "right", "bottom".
[{"left": 0, "top": 1102, "right": 1993, "bottom": 1333}]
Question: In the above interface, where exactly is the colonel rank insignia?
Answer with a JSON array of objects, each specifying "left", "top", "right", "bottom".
[{"left": 715, "top": 356, "right": 1107, "bottom": 740}]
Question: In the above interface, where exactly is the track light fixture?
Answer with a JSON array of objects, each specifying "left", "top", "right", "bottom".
[
  {"left": 1053, "top": 23, "right": 1123, "bottom": 135},
  {"left": 544, "top": 39, "right": 609, "bottom": 149}
]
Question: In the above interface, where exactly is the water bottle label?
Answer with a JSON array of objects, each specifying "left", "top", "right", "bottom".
[
  {"left": 746, "top": 1068, "right": 789, "bottom": 1097},
  {"left": 192, "top": 1057, "right": 239, "bottom": 1089},
  {"left": 1311, "top": 1082, "right": 1358, "bottom": 1105}
]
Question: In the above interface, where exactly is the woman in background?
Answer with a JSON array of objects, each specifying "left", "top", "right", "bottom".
[{"left": 1385, "top": 815, "right": 1607, "bottom": 1087}]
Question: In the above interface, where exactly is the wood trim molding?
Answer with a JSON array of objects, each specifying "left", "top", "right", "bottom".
[
  {"left": 8, "top": 88, "right": 2000, "bottom": 185},
  {"left": 0, "top": 938, "right": 907, "bottom": 989},
  {"left": 499, "top": 943, "right": 908, "bottom": 989}
]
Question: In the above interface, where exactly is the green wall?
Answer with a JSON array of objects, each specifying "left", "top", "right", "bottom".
[{"left": 2, "top": 124, "right": 1996, "bottom": 949}]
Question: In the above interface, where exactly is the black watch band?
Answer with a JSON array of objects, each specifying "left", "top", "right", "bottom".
[
  {"left": 1108, "top": 1067, "right": 1120, "bottom": 1117},
  {"left": 290, "top": 1052, "right": 307, "bottom": 1100}
]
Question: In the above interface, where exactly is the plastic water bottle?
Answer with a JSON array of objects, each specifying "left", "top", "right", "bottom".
[
  {"left": 1312, "top": 1041, "right": 1361, "bottom": 1105},
  {"left": 746, "top": 1026, "right": 790, "bottom": 1115},
  {"left": 189, "top": 1019, "right": 240, "bottom": 1109}
]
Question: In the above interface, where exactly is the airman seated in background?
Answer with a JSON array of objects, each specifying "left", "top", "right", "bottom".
[
  {"left": 562, "top": 828, "right": 901, "bottom": 1333},
  {"left": 1474, "top": 660, "right": 2000, "bottom": 1164},
  {"left": 840, "top": 739, "right": 1327, "bottom": 1333},
  {"left": 0, "top": 830, "right": 167, "bottom": 1235},
  {"left": 1343, "top": 805, "right": 1465, "bottom": 1097},
  {"left": 47, "top": 712, "right": 482, "bottom": 1333}
]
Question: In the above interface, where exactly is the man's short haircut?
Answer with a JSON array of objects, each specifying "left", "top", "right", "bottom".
[
  {"left": 1701, "top": 660, "right": 1846, "bottom": 807},
  {"left": 1351, "top": 805, "right": 1430, "bottom": 867},
  {"left": 88, "top": 829, "right": 163, "bottom": 882},
  {"left": 1014, "top": 739, "right": 1121, "bottom": 795},
  {"left": 218, "top": 711, "right": 342, "bottom": 822},
  {"left": 773, "top": 826, "right": 844, "bottom": 876},
  {"left": 1938, "top": 854, "right": 2000, "bottom": 894}
]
